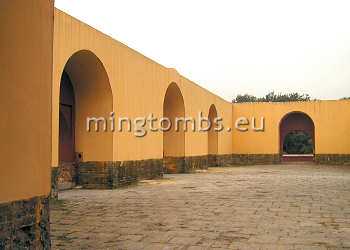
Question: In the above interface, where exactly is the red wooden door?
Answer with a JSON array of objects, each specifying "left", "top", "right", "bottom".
[{"left": 59, "top": 71, "right": 75, "bottom": 163}]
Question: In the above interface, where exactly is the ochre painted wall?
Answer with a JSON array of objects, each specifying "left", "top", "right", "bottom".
[
  {"left": 53, "top": 9, "right": 349, "bottom": 167},
  {"left": 52, "top": 9, "right": 232, "bottom": 165},
  {"left": 232, "top": 100, "right": 350, "bottom": 155},
  {"left": 0, "top": 0, "right": 53, "bottom": 203}
]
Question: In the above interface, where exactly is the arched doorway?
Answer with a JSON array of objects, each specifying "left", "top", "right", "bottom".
[
  {"left": 279, "top": 112, "right": 315, "bottom": 162},
  {"left": 208, "top": 104, "right": 218, "bottom": 167},
  {"left": 58, "top": 50, "right": 113, "bottom": 188},
  {"left": 163, "top": 82, "right": 185, "bottom": 173},
  {"left": 59, "top": 71, "right": 75, "bottom": 163}
]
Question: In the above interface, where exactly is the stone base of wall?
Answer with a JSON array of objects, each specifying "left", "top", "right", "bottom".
[
  {"left": 57, "top": 162, "right": 77, "bottom": 190},
  {"left": 77, "top": 161, "right": 119, "bottom": 189},
  {"left": 314, "top": 154, "right": 350, "bottom": 165},
  {"left": 164, "top": 154, "right": 232, "bottom": 172},
  {"left": 184, "top": 155, "right": 208, "bottom": 172},
  {"left": 216, "top": 154, "right": 233, "bottom": 167},
  {"left": 163, "top": 157, "right": 185, "bottom": 173},
  {"left": 207, "top": 154, "right": 217, "bottom": 168},
  {"left": 129, "top": 158, "right": 163, "bottom": 180},
  {"left": 76, "top": 159, "right": 163, "bottom": 189},
  {"left": 50, "top": 162, "right": 77, "bottom": 200},
  {"left": 51, "top": 166, "right": 59, "bottom": 200},
  {"left": 232, "top": 154, "right": 280, "bottom": 165},
  {"left": 0, "top": 196, "right": 50, "bottom": 249}
]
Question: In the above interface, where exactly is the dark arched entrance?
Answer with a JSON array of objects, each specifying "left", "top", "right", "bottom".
[
  {"left": 59, "top": 50, "right": 113, "bottom": 163},
  {"left": 58, "top": 50, "right": 113, "bottom": 189},
  {"left": 279, "top": 112, "right": 315, "bottom": 162},
  {"left": 208, "top": 104, "right": 218, "bottom": 167},
  {"left": 59, "top": 71, "right": 75, "bottom": 163}
]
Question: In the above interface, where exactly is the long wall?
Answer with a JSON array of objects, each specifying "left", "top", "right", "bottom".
[
  {"left": 52, "top": 9, "right": 232, "bottom": 169},
  {"left": 53, "top": 9, "right": 350, "bottom": 182}
]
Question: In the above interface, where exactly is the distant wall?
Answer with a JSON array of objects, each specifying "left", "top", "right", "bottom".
[{"left": 232, "top": 100, "right": 350, "bottom": 155}]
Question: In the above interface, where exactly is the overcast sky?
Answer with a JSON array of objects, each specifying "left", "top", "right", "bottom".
[{"left": 55, "top": 0, "right": 350, "bottom": 102}]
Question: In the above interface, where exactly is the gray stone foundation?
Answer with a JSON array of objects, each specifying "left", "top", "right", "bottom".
[
  {"left": 314, "top": 154, "right": 350, "bottom": 165},
  {"left": 232, "top": 154, "right": 280, "bottom": 165},
  {"left": 51, "top": 159, "right": 163, "bottom": 192},
  {"left": 50, "top": 163, "right": 77, "bottom": 200},
  {"left": 51, "top": 166, "right": 59, "bottom": 200},
  {"left": 163, "top": 157, "right": 185, "bottom": 173},
  {"left": 76, "top": 161, "right": 119, "bottom": 189},
  {"left": 0, "top": 196, "right": 50, "bottom": 249},
  {"left": 57, "top": 162, "right": 77, "bottom": 190},
  {"left": 128, "top": 158, "right": 163, "bottom": 180},
  {"left": 184, "top": 155, "right": 209, "bottom": 172},
  {"left": 207, "top": 154, "right": 217, "bottom": 168},
  {"left": 76, "top": 159, "right": 163, "bottom": 189},
  {"left": 215, "top": 154, "right": 233, "bottom": 167}
]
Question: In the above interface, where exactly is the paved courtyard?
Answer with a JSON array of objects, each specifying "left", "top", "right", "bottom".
[{"left": 51, "top": 164, "right": 350, "bottom": 249}]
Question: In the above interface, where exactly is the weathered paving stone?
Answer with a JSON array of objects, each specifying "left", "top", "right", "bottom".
[{"left": 51, "top": 164, "right": 350, "bottom": 249}]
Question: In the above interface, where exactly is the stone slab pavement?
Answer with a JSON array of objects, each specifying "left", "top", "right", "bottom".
[{"left": 51, "top": 164, "right": 350, "bottom": 249}]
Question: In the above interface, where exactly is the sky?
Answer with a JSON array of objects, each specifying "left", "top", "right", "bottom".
[{"left": 55, "top": 0, "right": 350, "bottom": 102}]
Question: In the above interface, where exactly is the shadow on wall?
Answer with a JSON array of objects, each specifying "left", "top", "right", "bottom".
[
  {"left": 59, "top": 50, "right": 113, "bottom": 164},
  {"left": 163, "top": 82, "right": 185, "bottom": 173},
  {"left": 208, "top": 104, "right": 218, "bottom": 167},
  {"left": 57, "top": 50, "right": 113, "bottom": 190}
]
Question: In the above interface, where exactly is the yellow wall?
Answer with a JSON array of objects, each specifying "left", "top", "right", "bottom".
[
  {"left": 232, "top": 100, "right": 350, "bottom": 155},
  {"left": 53, "top": 9, "right": 350, "bottom": 167},
  {"left": 52, "top": 9, "right": 232, "bottom": 165},
  {"left": 0, "top": 0, "right": 53, "bottom": 203}
]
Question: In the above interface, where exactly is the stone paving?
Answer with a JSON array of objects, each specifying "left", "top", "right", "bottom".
[{"left": 51, "top": 164, "right": 350, "bottom": 249}]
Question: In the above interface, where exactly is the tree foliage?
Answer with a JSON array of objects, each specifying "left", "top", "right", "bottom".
[
  {"left": 232, "top": 91, "right": 311, "bottom": 103},
  {"left": 283, "top": 131, "right": 313, "bottom": 154}
]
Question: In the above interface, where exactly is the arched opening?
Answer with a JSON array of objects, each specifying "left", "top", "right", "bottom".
[
  {"left": 279, "top": 112, "right": 315, "bottom": 162},
  {"left": 208, "top": 104, "right": 218, "bottom": 167},
  {"left": 59, "top": 71, "right": 75, "bottom": 163},
  {"left": 163, "top": 82, "right": 185, "bottom": 173},
  {"left": 58, "top": 50, "right": 113, "bottom": 188}
]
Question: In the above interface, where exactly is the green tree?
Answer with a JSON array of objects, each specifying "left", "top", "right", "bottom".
[
  {"left": 232, "top": 94, "right": 258, "bottom": 103},
  {"left": 283, "top": 131, "right": 313, "bottom": 154},
  {"left": 232, "top": 91, "right": 311, "bottom": 103}
]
